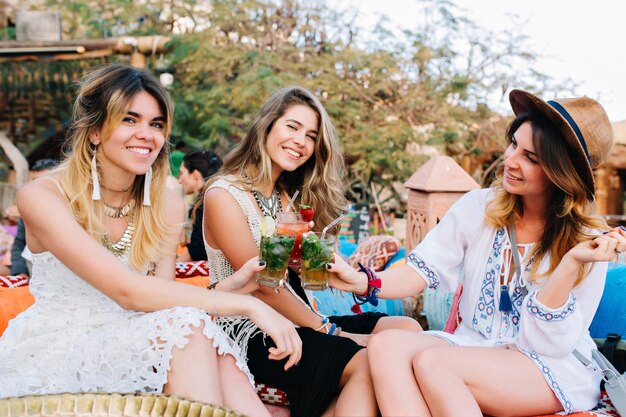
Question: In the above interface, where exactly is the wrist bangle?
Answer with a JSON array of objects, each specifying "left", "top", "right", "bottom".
[
  {"left": 328, "top": 323, "right": 337, "bottom": 335},
  {"left": 314, "top": 317, "right": 329, "bottom": 332},
  {"left": 351, "top": 262, "right": 382, "bottom": 314},
  {"left": 207, "top": 281, "right": 218, "bottom": 291}
]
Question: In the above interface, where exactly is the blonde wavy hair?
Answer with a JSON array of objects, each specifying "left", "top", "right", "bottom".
[
  {"left": 54, "top": 64, "right": 176, "bottom": 271},
  {"left": 485, "top": 110, "right": 607, "bottom": 285},
  {"left": 213, "top": 86, "right": 346, "bottom": 233}
]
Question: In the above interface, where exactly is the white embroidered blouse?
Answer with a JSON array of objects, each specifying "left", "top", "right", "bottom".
[{"left": 407, "top": 188, "right": 607, "bottom": 414}]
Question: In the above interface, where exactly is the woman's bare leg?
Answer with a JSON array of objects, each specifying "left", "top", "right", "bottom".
[
  {"left": 218, "top": 354, "right": 271, "bottom": 417},
  {"left": 333, "top": 349, "right": 377, "bottom": 416},
  {"left": 372, "top": 315, "right": 423, "bottom": 332},
  {"left": 163, "top": 324, "right": 223, "bottom": 405},
  {"left": 368, "top": 329, "right": 449, "bottom": 416},
  {"left": 413, "top": 346, "right": 562, "bottom": 417}
]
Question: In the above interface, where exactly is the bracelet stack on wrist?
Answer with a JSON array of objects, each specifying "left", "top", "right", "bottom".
[
  {"left": 351, "top": 262, "right": 382, "bottom": 314},
  {"left": 314, "top": 317, "right": 342, "bottom": 336}
]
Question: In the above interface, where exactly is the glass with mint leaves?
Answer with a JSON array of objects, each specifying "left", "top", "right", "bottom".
[
  {"left": 257, "top": 216, "right": 296, "bottom": 287},
  {"left": 301, "top": 232, "right": 336, "bottom": 290}
]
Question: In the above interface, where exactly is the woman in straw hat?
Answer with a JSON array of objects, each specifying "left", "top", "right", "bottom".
[
  {"left": 0, "top": 64, "right": 302, "bottom": 417},
  {"left": 328, "top": 89, "right": 625, "bottom": 415}
]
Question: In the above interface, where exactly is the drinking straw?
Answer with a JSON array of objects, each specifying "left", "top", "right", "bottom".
[
  {"left": 322, "top": 214, "right": 344, "bottom": 239},
  {"left": 285, "top": 190, "right": 300, "bottom": 212}
]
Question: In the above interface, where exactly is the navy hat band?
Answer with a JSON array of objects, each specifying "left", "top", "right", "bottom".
[{"left": 547, "top": 100, "right": 592, "bottom": 165}]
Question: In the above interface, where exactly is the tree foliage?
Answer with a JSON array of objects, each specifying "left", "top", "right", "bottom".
[{"left": 36, "top": 0, "right": 575, "bottom": 207}]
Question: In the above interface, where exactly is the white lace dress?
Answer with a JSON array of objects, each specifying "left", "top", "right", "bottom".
[{"left": 0, "top": 251, "right": 253, "bottom": 398}]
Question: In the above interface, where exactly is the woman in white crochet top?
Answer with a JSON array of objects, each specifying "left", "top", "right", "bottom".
[
  {"left": 0, "top": 64, "right": 301, "bottom": 417},
  {"left": 203, "top": 86, "right": 421, "bottom": 417}
]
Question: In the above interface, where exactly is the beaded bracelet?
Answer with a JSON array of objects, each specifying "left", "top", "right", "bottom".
[
  {"left": 351, "top": 262, "right": 382, "bottom": 314},
  {"left": 314, "top": 317, "right": 330, "bottom": 333}
]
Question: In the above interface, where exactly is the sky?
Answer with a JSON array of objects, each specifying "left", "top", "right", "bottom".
[{"left": 341, "top": 0, "right": 626, "bottom": 122}]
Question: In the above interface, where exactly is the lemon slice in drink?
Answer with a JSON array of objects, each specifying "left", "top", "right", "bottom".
[{"left": 261, "top": 216, "right": 276, "bottom": 237}]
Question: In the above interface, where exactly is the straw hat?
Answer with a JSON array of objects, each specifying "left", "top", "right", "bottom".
[{"left": 509, "top": 89, "right": 614, "bottom": 197}]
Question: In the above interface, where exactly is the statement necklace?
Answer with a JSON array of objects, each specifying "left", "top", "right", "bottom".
[
  {"left": 251, "top": 188, "right": 282, "bottom": 220},
  {"left": 103, "top": 199, "right": 136, "bottom": 218},
  {"left": 102, "top": 215, "right": 135, "bottom": 258},
  {"left": 242, "top": 173, "right": 283, "bottom": 219}
]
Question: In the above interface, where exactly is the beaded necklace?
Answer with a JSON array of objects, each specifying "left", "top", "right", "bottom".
[{"left": 102, "top": 214, "right": 135, "bottom": 258}]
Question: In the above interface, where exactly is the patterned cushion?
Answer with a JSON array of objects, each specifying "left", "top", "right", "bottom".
[
  {"left": 0, "top": 275, "right": 29, "bottom": 288},
  {"left": 256, "top": 382, "right": 290, "bottom": 406},
  {"left": 175, "top": 261, "right": 209, "bottom": 278},
  {"left": 347, "top": 235, "right": 401, "bottom": 272}
]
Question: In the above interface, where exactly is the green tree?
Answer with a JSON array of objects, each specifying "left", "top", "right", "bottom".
[{"left": 30, "top": 0, "right": 576, "bottom": 209}]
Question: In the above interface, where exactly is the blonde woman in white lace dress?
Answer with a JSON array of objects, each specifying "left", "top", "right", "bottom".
[{"left": 0, "top": 64, "right": 301, "bottom": 417}]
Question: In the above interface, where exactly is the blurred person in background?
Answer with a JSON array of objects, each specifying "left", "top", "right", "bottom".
[
  {"left": 7, "top": 158, "right": 58, "bottom": 278},
  {"left": 176, "top": 150, "right": 222, "bottom": 262}
]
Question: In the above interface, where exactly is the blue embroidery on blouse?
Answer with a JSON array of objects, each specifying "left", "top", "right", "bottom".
[
  {"left": 526, "top": 292, "right": 576, "bottom": 321},
  {"left": 472, "top": 228, "right": 529, "bottom": 339},
  {"left": 407, "top": 253, "right": 440, "bottom": 289},
  {"left": 472, "top": 228, "right": 506, "bottom": 337},
  {"left": 522, "top": 351, "right": 573, "bottom": 414}
]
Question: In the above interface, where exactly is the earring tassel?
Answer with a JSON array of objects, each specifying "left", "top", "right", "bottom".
[
  {"left": 91, "top": 153, "right": 101, "bottom": 201},
  {"left": 142, "top": 166, "right": 152, "bottom": 206},
  {"left": 499, "top": 285, "right": 513, "bottom": 312}
]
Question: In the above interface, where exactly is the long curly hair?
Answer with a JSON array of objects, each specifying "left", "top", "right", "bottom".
[
  {"left": 55, "top": 64, "right": 176, "bottom": 271},
  {"left": 485, "top": 110, "right": 607, "bottom": 285},
  {"left": 214, "top": 86, "right": 346, "bottom": 233}
]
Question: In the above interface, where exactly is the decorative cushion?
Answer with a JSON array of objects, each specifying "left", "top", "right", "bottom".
[
  {"left": 0, "top": 286, "right": 34, "bottom": 335},
  {"left": 175, "top": 261, "right": 209, "bottom": 278},
  {"left": 256, "top": 382, "right": 290, "bottom": 406},
  {"left": 347, "top": 235, "right": 401, "bottom": 272},
  {"left": 0, "top": 275, "right": 29, "bottom": 288}
]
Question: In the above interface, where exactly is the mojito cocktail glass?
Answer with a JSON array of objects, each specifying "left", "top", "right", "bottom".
[
  {"left": 258, "top": 234, "right": 296, "bottom": 287},
  {"left": 301, "top": 232, "right": 336, "bottom": 290}
]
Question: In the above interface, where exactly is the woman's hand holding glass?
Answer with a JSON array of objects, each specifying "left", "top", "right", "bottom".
[
  {"left": 218, "top": 256, "right": 264, "bottom": 294},
  {"left": 326, "top": 253, "right": 368, "bottom": 294}
]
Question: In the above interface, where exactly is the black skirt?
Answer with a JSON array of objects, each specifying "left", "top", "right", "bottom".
[{"left": 246, "top": 311, "right": 386, "bottom": 417}]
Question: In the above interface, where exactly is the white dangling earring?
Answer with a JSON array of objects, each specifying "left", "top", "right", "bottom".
[
  {"left": 91, "top": 148, "right": 101, "bottom": 201},
  {"left": 142, "top": 166, "right": 152, "bottom": 206}
]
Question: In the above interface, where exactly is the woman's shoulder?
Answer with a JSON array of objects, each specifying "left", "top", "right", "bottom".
[
  {"left": 207, "top": 175, "right": 249, "bottom": 197},
  {"left": 17, "top": 175, "right": 65, "bottom": 207}
]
